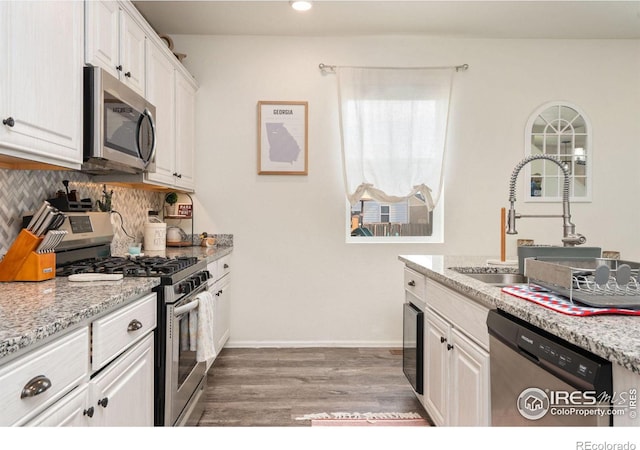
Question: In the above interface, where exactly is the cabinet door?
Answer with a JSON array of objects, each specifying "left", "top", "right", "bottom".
[
  {"left": 174, "top": 73, "right": 196, "bottom": 190},
  {"left": 91, "top": 333, "right": 154, "bottom": 427},
  {"left": 424, "top": 311, "right": 449, "bottom": 426},
  {"left": 449, "top": 328, "right": 491, "bottom": 426},
  {"left": 120, "top": 10, "right": 146, "bottom": 95},
  {"left": 145, "top": 40, "right": 176, "bottom": 186},
  {"left": 0, "top": 0, "right": 82, "bottom": 169},
  {"left": 213, "top": 275, "right": 231, "bottom": 353},
  {"left": 26, "top": 385, "right": 91, "bottom": 427},
  {"left": 84, "top": 0, "right": 120, "bottom": 78}
]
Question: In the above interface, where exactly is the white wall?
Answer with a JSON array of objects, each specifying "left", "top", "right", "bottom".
[{"left": 172, "top": 34, "right": 640, "bottom": 347}]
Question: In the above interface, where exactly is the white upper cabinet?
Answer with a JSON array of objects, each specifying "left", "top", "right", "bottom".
[
  {"left": 0, "top": 0, "right": 83, "bottom": 170},
  {"left": 145, "top": 39, "right": 197, "bottom": 192},
  {"left": 145, "top": 39, "right": 177, "bottom": 186},
  {"left": 174, "top": 73, "right": 196, "bottom": 190},
  {"left": 85, "top": 0, "right": 146, "bottom": 96}
]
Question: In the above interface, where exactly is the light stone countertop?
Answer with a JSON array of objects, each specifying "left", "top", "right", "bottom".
[
  {"left": 0, "top": 245, "right": 234, "bottom": 364},
  {"left": 0, "top": 277, "right": 160, "bottom": 364},
  {"left": 399, "top": 254, "right": 640, "bottom": 375}
]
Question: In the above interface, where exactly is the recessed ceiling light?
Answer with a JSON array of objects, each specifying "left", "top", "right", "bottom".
[{"left": 290, "top": 1, "right": 312, "bottom": 12}]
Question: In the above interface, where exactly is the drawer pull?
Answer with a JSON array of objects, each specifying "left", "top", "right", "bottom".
[
  {"left": 447, "top": 344, "right": 454, "bottom": 351},
  {"left": 83, "top": 407, "right": 94, "bottom": 418},
  {"left": 408, "top": 280, "right": 416, "bottom": 287},
  {"left": 20, "top": 375, "right": 52, "bottom": 399},
  {"left": 440, "top": 336, "right": 447, "bottom": 344},
  {"left": 98, "top": 397, "right": 109, "bottom": 408},
  {"left": 223, "top": 263, "right": 229, "bottom": 269},
  {"left": 127, "top": 319, "right": 143, "bottom": 332}
]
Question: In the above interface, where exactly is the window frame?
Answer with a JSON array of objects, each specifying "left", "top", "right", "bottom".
[
  {"left": 345, "top": 191, "right": 444, "bottom": 244},
  {"left": 524, "top": 101, "right": 592, "bottom": 203}
]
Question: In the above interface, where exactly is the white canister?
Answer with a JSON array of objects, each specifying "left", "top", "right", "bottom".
[{"left": 144, "top": 222, "right": 167, "bottom": 251}]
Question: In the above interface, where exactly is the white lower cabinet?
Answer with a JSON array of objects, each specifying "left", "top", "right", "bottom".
[
  {"left": 27, "top": 334, "right": 154, "bottom": 427},
  {"left": 5, "top": 292, "right": 157, "bottom": 427},
  {"left": 206, "top": 255, "right": 232, "bottom": 370},
  {"left": 89, "top": 332, "right": 154, "bottom": 426},
  {"left": 422, "top": 278, "right": 491, "bottom": 426}
]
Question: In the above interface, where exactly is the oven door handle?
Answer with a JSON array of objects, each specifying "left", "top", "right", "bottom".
[{"left": 174, "top": 299, "right": 199, "bottom": 317}]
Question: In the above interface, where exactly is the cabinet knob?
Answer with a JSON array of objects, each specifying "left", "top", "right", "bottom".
[
  {"left": 177, "top": 173, "right": 182, "bottom": 178},
  {"left": 440, "top": 336, "right": 447, "bottom": 344},
  {"left": 408, "top": 280, "right": 416, "bottom": 287},
  {"left": 116, "top": 65, "right": 122, "bottom": 71},
  {"left": 223, "top": 264, "right": 229, "bottom": 269},
  {"left": 124, "top": 71, "right": 131, "bottom": 78},
  {"left": 447, "top": 344, "right": 454, "bottom": 351},
  {"left": 127, "top": 319, "right": 143, "bottom": 332},
  {"left": 172, "top": 172, "right": 178, "bottom": 177},
  {"left": 83, "top": 407, "right": 95, "bottom": 418},
  {"left": 98, "top": 397, "right": 109, "bottom": 408},
  {"left": 2, "top": 117, "right": 15, "bottom": 127}
]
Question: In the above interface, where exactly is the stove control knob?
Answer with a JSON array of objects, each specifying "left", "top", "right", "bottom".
[
  {"left": 191, "top": 276, "right": 201, "bottom": 287},
  {"left": 179, "top": 281, "right": 192, "bottom": 294}
]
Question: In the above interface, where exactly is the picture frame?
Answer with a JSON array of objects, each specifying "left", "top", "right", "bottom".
[
  {"left": 257, "top": 101, "right": 308, "bottom": 175},
  {"left": 176, "top": 203, "right": 192, "bottom": 217}
]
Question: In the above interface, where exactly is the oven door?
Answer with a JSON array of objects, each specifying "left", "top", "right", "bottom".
[
  {"left": 403, "top": 302, "right": 424, "bottom": 394},
  {"left": 165, "top": 291, "right": 207, "bottom": 426}
]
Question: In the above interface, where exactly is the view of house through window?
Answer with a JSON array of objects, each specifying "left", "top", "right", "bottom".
[{"left": 350, "top": 193, "right": 433, "bottom": 237}]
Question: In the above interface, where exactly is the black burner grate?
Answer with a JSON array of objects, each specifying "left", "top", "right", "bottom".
[{"left": 56, "top": 256, "right": 199, "bottom": 277}]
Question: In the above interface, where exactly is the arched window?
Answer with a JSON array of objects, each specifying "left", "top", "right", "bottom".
[{"left": 525, "top": 102, "right": 592, "bottom": 202}]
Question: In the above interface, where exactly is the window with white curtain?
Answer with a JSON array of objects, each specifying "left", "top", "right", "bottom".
[{"left": 336, "top": 66, "right": 455, "bottom": 242}]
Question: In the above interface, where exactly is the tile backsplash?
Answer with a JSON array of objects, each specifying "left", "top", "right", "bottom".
[{"left": 0, "top": 169, "right": 163, "bottom": 256}]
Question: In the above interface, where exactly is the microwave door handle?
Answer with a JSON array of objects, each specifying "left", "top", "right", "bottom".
[
  {"left": 174, "top": 299, "right": 199, "bottom": 317},
  {"left": 146, "top": 109, "right": 156, "bottom": 165},
  {"left": 137, "top": 109, "right": 156, "bottom": 166}
]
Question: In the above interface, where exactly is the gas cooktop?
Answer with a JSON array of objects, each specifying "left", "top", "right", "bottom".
[{"left": 56, "top": 255, "right": 200, "bottom": 279}]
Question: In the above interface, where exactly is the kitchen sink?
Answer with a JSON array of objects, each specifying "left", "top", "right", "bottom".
[
  {"left": 459, "top": 272, "right": 528, "bottom": 286},
  {"left": 449, "top": 267, "right": 528, "bottom": 287}
]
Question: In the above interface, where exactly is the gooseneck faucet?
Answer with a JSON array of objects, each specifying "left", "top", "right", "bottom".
[{"left": 507, "top": 155, "right": 586, "bottom": 247}]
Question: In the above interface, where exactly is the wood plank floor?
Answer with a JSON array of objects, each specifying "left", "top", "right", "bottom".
[{"left": 196, "top": 347, "right": 431, "bottom": 427}]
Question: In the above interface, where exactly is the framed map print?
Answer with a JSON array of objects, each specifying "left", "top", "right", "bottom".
[{"left": 258, "top": 101, "right": 308, "bottom": 175}]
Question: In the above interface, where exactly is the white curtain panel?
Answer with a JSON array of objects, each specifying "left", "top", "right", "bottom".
[{"left": 337, "top": 67, "right": 454, "bottom": 211}]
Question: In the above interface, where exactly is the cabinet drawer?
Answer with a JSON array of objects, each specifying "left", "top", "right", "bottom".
[
  {"left": 217, "top": 254, "right": 231, "bottom": 280},
  {"left": 92, "top": 293, "right": 157, "bottom": 371},
  {"left": 0, "top": 327, "right": 90, "bottom": 426},
  {"left": 404, "top": 268, "right": 426, "bottom": 302},
  {"left": 426, "top": 279, "right": 489, "bottom": 350}
]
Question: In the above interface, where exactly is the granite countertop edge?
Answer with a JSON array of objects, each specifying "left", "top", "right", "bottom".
[
  {"left": 399, "top": 254, "right": 640, "bottom": 375},
  {"left": 0, "top": 245, "right": 234, "bottom": 364},
  {"left": 0, "top": 278, "right": 161, "bottom": 363}
]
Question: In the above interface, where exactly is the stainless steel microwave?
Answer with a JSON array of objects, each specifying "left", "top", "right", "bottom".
[{"left": 82, "top": 66, "right": 156, "bottom": 174}]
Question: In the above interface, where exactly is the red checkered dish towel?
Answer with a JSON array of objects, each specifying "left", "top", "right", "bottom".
[{"left": 501, "top": 284, "right": 640, "bottom": 316}]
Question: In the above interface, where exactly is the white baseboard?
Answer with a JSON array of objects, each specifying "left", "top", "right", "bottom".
[{"left": 224, "top": 339, "right": 402, "bottom": 348}]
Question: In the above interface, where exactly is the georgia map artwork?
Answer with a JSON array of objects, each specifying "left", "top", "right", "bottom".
[{"left": 265, "top": 122, "right": 301, "bottom": 164}]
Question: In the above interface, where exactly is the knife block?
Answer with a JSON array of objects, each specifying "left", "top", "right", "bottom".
[{"left": 0, "top": 229, "right": 55, "bottom": 282}]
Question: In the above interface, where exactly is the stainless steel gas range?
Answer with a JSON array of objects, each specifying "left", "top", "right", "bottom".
[{"left": 51, "top": 212, "right": 211, "bottom": 426}]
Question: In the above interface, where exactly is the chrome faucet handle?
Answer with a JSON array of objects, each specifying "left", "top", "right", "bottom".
[
  {"left": 506, "top": 206, "right": 518, "bottom": 235},
  {"left": 562, "top": 233, "right": 587, "bottom": 247}
]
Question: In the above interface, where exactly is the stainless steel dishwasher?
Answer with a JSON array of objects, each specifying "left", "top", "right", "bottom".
[{"left": 487, "top": 309, "right": 612, "bottom": 426}]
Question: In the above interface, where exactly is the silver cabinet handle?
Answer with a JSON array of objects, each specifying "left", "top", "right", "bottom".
[
  {"left": 21, "top": 375, "right": 52, "bottom": 399},
  {"left": 127, "top": 319, "right": 143, "bottom": 332}
]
